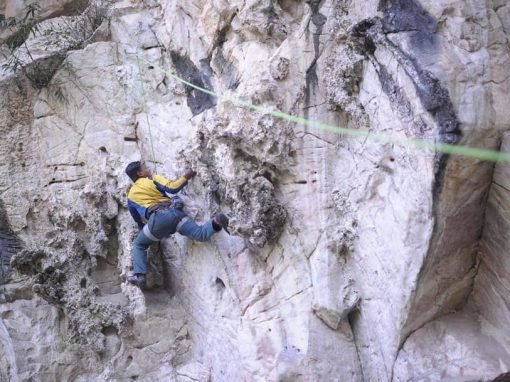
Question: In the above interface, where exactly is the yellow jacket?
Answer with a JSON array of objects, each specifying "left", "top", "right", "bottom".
[{"left": 127, "top": 175, "right": 187, "bottom": 227}]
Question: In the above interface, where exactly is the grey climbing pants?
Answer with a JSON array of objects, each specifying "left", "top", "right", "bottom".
[{"left": 132, "top": 209, "right": 216, "bottom": 274}]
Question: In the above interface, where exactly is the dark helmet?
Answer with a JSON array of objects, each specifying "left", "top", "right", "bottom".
[{"left": 125, "top": 161, "right": 142, "bottom": 181}]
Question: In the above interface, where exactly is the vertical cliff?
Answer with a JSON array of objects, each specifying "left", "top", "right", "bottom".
[{"left": 1, "top": 0, "right": 509, "bottom": 381}]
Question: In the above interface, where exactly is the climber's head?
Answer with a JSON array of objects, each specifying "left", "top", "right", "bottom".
[{"left": 125, "top": 161, "right": 152, "bottom": 181}]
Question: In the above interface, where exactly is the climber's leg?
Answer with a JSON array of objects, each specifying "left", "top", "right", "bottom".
[
  {"left": 177, "top": 217, "right": 217, "bottom": 242},
  {"left": 132, "top": 228, "right": 157, "bottom": 275}
]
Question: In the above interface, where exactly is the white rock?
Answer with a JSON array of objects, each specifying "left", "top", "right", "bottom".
[{"left": 0, "top": 0, "right": 510, "bottom": 380}]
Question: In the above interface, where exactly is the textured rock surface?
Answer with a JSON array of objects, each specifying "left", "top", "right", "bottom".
[{"left": 0, "top": 0, "right": 509, "bottom": 381}]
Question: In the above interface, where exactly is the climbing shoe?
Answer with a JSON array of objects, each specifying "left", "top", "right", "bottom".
[
  {"left": 127, "top": 273, "right": 146, "bottom": 287},
  {"left": 213, "top": 213, "right": 230, "bottom": 234}
]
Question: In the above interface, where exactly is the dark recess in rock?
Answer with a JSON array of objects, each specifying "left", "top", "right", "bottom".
[
  {"left": 24, "top": 54, "right": 66, "bottom": 89},
  {"left": 215, "top": 277, "right": 226, "bottom": 289},
  {"left": 11, "top": 249, "right": 44, "bottom": 276},
  {"left": 347, "top": 309, "right": 366, "bottom": 381},
  {"left": 491, "top": 372, "right": 510, "bottom": 382},
  {"left": 33, "top": 265, "right": 67, "bottom": 304},
  {"left": 170, "top": 51, "right": 216, "bottom": 116},
  {"left": 0, "top": 199, "right": 22, "bottom": 285}
]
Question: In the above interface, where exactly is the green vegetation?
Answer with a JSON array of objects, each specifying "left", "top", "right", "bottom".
[
  {"left": 1, "top": 3, "right": 40, "bottom": 72},
  {"left": 0, "top": 2, "right": 109, "bottom": 90}
]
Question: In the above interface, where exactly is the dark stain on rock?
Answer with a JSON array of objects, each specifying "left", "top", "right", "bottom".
[
  {"left": 209, "top": 12, "right": 240, "bottom": 90},
  {"left": 379, "top": 0, "right": 436, "bottom": 34},
  {"left": 377, "top": 0, "right": 460, "bottom": 140},
  {"left": 378, "top": 0, "right": 460, "bottom": 196},
  {"left": 352, "top": 1, "right": 461, "bottom": 194},
  {"left": 213, "top": 23, "right": 230, "bottom": 49},
  {"left": 375, "top": 62, "right": 414, "bottom": 122},
  {"left": 309, "top": 0, "right": 326, "bottom": 53},
  {"left": 379, "top": 0, "right": 439, "bottom": 55},
  {"left": 261, "top": 2, "right": 282, "bottom": 38},
  {"left": 170, "top": 51, "right": 216, "bottom": 116},
  {"left": 305, "top": 62, "right": 319, "bottom": 110},
  {"left": 351, "top": 2, "right": 473, "bottom": 342},
  {"left": 304, "top": 0, "right": 327, "bottom": 110},
  {"left": 212, "top": 49, "right": 240, "bottom": 90},
  {"left": 0, "top": 199, "right": 22, "bottom": 285},
  {"left": 306, "top": 0, "right": 323, "bottom": 15}
]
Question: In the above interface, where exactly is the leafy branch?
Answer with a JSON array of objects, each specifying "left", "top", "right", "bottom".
[
  {"left": 0, "top": 2, "right": 109, "bottom": 90},
  {"left": 1, "top": 3, "right": 40, "bottom": 52}
]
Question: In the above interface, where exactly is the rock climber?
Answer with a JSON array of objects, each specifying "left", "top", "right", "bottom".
[{"left": 124, "top": 161, "right": 229, "bottom": 287}]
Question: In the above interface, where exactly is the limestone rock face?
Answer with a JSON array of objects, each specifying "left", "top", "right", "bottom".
[{"left": 0, "top": 0, "right": 509, "bottom": 381}]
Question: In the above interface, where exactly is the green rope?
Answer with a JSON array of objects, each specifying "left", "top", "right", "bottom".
[
  {"left": 135, "top": 54, "right": 510, "bottom": 163},
  {"left": 135, "top": 53, "right": 158, "bottom": 170}
]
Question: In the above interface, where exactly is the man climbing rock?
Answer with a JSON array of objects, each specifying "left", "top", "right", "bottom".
[{"left": 124, "top": 161, "right": 229, "bottom": 287}]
